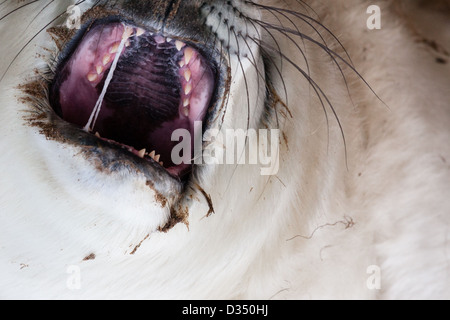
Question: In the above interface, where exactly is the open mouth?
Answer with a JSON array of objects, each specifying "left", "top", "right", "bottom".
[{"left": 49, "top": 21, "right": 216, "bottom": 179}]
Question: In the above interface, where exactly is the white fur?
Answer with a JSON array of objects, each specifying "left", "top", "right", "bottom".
[{"left": 0, "top": 0, "right": 449, "bottom": 299}]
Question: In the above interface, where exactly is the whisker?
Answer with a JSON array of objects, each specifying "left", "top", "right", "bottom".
[
  {"left": 0, "top": 0, "right": 89, "bottom": 83},
  {"left": 25, "top": 0, "right": 55, "bottom": 31},
  {"left": 255, "top": 20, "right": 385, "bottom": 107},
  {"left": 236, "top": 4, "right": 355, "bottom": 106},
  {"left": 250, "top": 36, "right": 348, "bottom": 166},
  {"left": 247, "top": 1, "right": 354, "bottom": 67},
  {"left": 266, "top": 21, "right": 356, "bottom": 108},
  {"left": 242, "top": 16, "right": 289, "bottom": 106},
  {"left": 0, "top": 0, "right": 40, "bottom": 22}
]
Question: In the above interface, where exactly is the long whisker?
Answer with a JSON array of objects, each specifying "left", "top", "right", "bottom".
[
  {"left": 250, "top": 36, "right": 348, "bottom": 166},
  {"left": 0, "top": 0, "right": 40, "bottom": 22},
  {"left": 0, "top": 0, "right": 89, "bottom": 83},
  {"left": 247, "top": 1, "right": 355, "bottom": 67}
]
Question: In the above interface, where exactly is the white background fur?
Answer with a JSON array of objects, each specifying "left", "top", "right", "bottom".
[{"left": 0, "top": 0, "right": 449, "bottom": 299}]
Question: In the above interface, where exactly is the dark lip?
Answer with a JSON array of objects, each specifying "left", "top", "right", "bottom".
[
  {"left": 45, "top": 16, "right": 227, "bottom": 197},
  {"left": 47, "top": 111, "right": 183, "bottom": 196}
]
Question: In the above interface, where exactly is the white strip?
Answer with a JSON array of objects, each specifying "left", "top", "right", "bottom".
[{"left": 83, "top": 24, "right": 130, "bottom": 133}]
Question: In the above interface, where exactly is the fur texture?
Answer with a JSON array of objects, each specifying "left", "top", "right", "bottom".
[{"left": 0, "top": 0, "right": 449, "bottom": 299}]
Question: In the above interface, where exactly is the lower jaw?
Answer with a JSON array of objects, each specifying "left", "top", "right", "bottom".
[{"left": 94, "top": 131, "right": 193, "bottom": 178}]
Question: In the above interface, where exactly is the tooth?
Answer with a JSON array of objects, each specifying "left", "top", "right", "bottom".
[
  {"left": 96, "top": 65, "right": 104, "bottom": 74},
  {"left": 122, "top": 25, "right": 134, "bottom": 40},
  {"left": 184, "top": 69, "right": 192, "bottom": 82},
  {"left": 166, "top": 37, "right": 172, "bottom": 42},
  {"left": 138, "top": 149, "right": 146, "bottom": 158},
  {"left": 183, "top": 98, "right": 190, "bottom": 107},
  {"left": 125, "top": 39, "right": 131, "bottom": 47},
  {"left": 184, "top": 47, "right": 194, "bottom": 65},
  {"left": 179, "top": 59, "right": 186, "bottom": 68},
  {"left": 149, "top": 151, "right": 156, "bottom": 159},
  {"left": 95, "top": 132, "right": 101, "bottom": 138},
  {"left": 87, "top": 73, "right": 98, "bottom": 82},
  {"left": 175, "top": 40, "right": 186, "bottom": 51},
  {"left": 182, "top": 107, "right": 189, "bottom": 117},
  {"left": 103, "top": 54, "right": 111, "bottom": 65},
  {"left": 110, "top": 42, "right": 120, "bottom": 54},
  {"left": 184, "top": 83, "right": 192, "bottom": 95},
  {"left": 154, "top": 154, "right": 161, "bottom": 162},
  {"left": 159, "top": 162, "right": 164, "bottom": 166},
  {"left": 136, "top": 28, "right": 145, "bottom": 37}
]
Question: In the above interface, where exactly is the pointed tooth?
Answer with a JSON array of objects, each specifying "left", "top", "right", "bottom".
[
  {"left": 149, "top": 151, "right": 156, "bottom": 159},
  {"left": 95, "top": 132, "right": 101, "bottom": 138},
  {"left": 184, "top": 69, "right": 192, "bottom": 82},
  {"left": 179, "top": 59, "right": 185, "bottom": 68},
  {"left": 122, "top": 25, "right": 134, "bottom": 40},
  {"left": 136, "top": 28, "right": 145, "bottom": 37},
  {"left": 154, "top": 154, "right": 161, "bottom": 162},
  {"left": 175, "top": 40, "right": 186, "bottom": 51},
  {"left": 96, "top": 65, "right": 104, "bottom": 74},
  {"left": 103, "top": 54, "right": 111, "bottom": 65},
  {"left": 184, "top": 83, "right": 192, "bottom": 95},
  {"left": 166, "top": 37, "right": 172, "bottom": 42},
  {"left": 183, "top": 98, "right": 190, "bottom": 107},
  {"left": 159, "top": 162, "right": 164, "bottom": 166},
  {"left": 87, "top": 73, "right": 98, "bottom": 82},
  {"left": 182, "top": 107, "right": 189, "bottom": 117},
  {"left": 125, "top": 39, "right": 131, "bottom": 47},
  {"left": 138, "top": 149, "right": 146, "bottom": 159},
  {"left": 184, "top": 47, "right": 194, "bottom": 64},
  {"left": 109, "top": 42, "right": 120, "bottom": 54}
]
